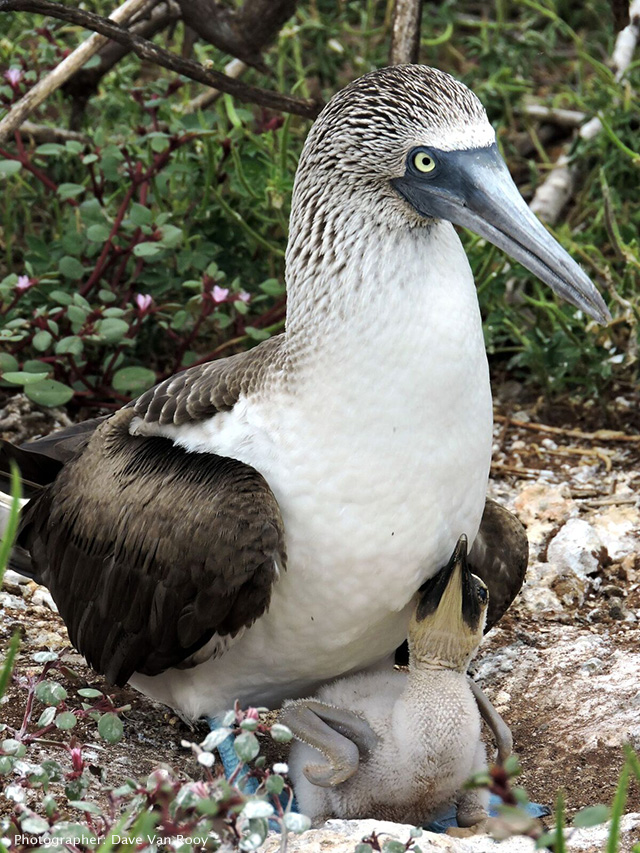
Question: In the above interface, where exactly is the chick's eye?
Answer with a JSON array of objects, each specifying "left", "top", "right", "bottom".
[{"left": 413, "top": 151, "right": 436, "bottom": 173}]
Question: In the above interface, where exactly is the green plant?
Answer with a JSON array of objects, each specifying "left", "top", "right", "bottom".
[{"left": 0, "top": 1, "right": 638, "bottom": 403}]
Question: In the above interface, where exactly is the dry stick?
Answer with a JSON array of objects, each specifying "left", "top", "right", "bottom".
[
  {"left": 521, "top": 105, "right": 586, "bottom": 128},
  {"left": 529, "top": 0, "right": 640, "bottom": 224},
  {"left": 389, "top": 0, "right": 423, "bottom": 65},
  {"left": 180, "top": 58, "right": 247, "bottom": 115},
  {"left": 494, "top": 413, "right": 640, "bottom": 443},
  {"left": 0, "top": 0, "right": 150, "bottom": 145},
  {"left": 0, "top": 0, "right": 321, "bottom": 121}
]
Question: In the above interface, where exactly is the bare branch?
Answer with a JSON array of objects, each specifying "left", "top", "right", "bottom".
[
  {"left": 0, "top": 0, "right": 150, "bottom": 145},
  {"left": 63, "top": 1, "right": 182, "bottom": 104},
  {"left": 389, "top": 0, "right": 423, "bottom": 65},
  {"left": 529, "top": 0, "right": 640, "bottom": 224},
  {"left": 522, "top": 105, "right": 586, "bottom": 129},
  {"left": 0, "top": 0, "right": 322, "bottom": 121},
  {"left": 180, "top": 58, "right": 247, "bottom": 114},
  {"left": 177, "top": 0, "right": 296, "bottom": 68},
  {"left": 19, "top": 122, "right": 89, "bottom": 144}
]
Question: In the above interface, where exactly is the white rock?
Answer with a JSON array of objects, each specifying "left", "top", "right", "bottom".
[
  {"left": 262, "top": 814, "right": 640, "bottom": 853},
  {"left": 591, "top": 506, "right": 640, "bottom": 561},
  {"left": 546, "top": 519, "right": 603, "bottom": 580}
]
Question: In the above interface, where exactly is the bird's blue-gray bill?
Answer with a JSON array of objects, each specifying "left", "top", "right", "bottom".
[{"left": 392, "top": 143, "right": 610, "bottom": 324}]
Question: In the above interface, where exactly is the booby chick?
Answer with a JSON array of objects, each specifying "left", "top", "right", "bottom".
[
  {"left": 282, "top": 535, "right": 491, "bottom": 831},
  {"left": 1, "top": 65, "right": 607, "bottom": 721}
]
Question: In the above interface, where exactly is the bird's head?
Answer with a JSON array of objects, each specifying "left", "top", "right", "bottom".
[
  {"left": 408, "top": 534, "right": 488, "bottom": 671},
  {"left": 293, "top": 64, "right": 609, "bottom": 324}
]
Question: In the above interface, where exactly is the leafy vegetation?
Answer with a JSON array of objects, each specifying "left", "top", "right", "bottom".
[{"left": 0, "top": 0, "right": 637, "bottom": 407}]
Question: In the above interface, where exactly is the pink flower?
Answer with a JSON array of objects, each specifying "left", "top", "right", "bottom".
[
  {"left": 70, "top": 747, "right": 84, "bottom": 773},
  {"left": 237, "top": 290, "right": 251, "bottom": 303},
  {"left": 245, "top": 707, "right": 259, "bottom": 721},
  {"left": 212, "top": 285, "right": 229, "bottom": 303},
  {"left": 4, "top": 68, "right": 23, "bottom": 87},
  {"left": 135, "top": 293, "right": 152, "bottom": 313},
  {"left": 16, "top": 275, "right": 32, "bottom": 292}
]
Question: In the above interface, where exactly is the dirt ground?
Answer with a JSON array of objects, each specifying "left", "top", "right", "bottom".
[{"left": 1, "top": 386, "right": 639, "bottom": 828}]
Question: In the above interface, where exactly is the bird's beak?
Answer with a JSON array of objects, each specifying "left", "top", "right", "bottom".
[
  {"left": 392, "top": 143, "right": 610, "bottom": 324},
  {"left": 415, "top": 534, "right": 485, "bottom": 633}
]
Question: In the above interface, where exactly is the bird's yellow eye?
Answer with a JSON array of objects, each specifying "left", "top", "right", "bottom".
[{"left": 413, "top": 152, "right": 436, "bottom": 173}]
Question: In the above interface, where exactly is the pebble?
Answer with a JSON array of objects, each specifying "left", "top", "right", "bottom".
[{"left": 546, "top": 519, "right": 603, "bottom": 579}]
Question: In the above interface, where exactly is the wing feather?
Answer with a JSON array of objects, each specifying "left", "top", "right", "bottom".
[{"left": 16, "top": 407, "right": 286, "bottom": 686}]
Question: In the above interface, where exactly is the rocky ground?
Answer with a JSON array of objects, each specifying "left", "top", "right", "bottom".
[{"left": 0, "top": 389, "right": 639, "bottom": 848}]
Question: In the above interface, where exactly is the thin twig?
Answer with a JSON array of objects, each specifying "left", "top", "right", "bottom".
[
  {"left": 180, "top": 58, "right": 246, "bottom": 114},
  {"left": 18, "top": 122, "right": 89, "bottom": 144},
  {"left": 389, "top": 0, "right": 423, "bottom": 65},
  {"left": 0, "top": 0, "right": 150, "bottom": 145},
  {"left": 490, "top": 462, "right": 541, "bottom": 479},
  {"left": 521, "top": 105, "right": 586, "bottom": 128},
  {"left": 529, "top": 0, "right": 640, "bottom": 224},
  {"left": 494, "top": 413, "right": 640, "bottom": 443},
  {"left": 0, "top": 0, "right": 322, "bottom": 122}
]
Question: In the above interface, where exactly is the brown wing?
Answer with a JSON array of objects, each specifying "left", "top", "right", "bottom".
[
  {"left": 134, "top": 335, "right": 284, "bottom": 426},
  {"left": 16, "top": 407, "right": 286, "bottom": 686},
  {"left": 468, "top": 498, "right": 528, "bottom": 632}
]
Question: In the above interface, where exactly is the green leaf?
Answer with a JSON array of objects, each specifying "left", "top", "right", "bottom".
[
  {"left": 55, "top": 336, "right": 83, "bottom": 357},
  {"left": 37, "top": 707, "right": 57, "bottom": 727},
  {"left": 35, "top": 680, "right": 68, "bottom": 707},
  {"left": 98, "top": 712, "right": 124, "bottom": 744},
  {"left": 35, "top": 143, "right": 65, "bottom": 156},
  {"left": 265, "top": 774, "right": 284, "bottom": 795},
  {"left": 55, "top": 712, "right": 77, "bottom": 731},
  {"left": 58, "top": 256, "right": 85, "bottom": 280},
  {"left": 158, "top": 225, "right": 183, "bottom": 249},
  {"left": 129, "top": 203, "right": 153, "bottom": 227},
  {"left": 111, "top": 366, "right": 156, "bottom": 395},
  {"left": 133, "top": 242, "right": 163, "bottom": 258},
  {"left": 282, "top": 813, "right": 311, "bottom": 833},
  {"left": 97, "top": 317, "right": 129, "bottom": 343},
  {"left": 49, "top": 289, "right": 73, "bottom": 305},
  {"left": 0, "top": 160, "right": 22, "bottom": 175},
  {"left": 65, "top": 140, "right": 83, "bottom": 156},
  {"left": 0, "top": 756, "right": 14, "bottom": 774},
  {"left": 260, "top": 278, "right": 284, "bottom": 296},
  {"left": 86, "top": 224, "right": 110, "bottom": 243},
  {"left": 269, "top": 723, "right": 293, "bottom": 743},
  {"left": 573, "top": 804, "right": 609, "bottom": 828},
  {"left": 77, "top": 688, "right": 103, "bottom": 699},
  {"left": 233, "top": 731, "right": 260, "bottom": 763},
  {"left": 1, "top": 738, "right": 25, "bottom": 756},
  {"left": 201, "top": 727, "right": 231, "bottom": 751},
  {"left": 245, "top": 326, "right": 271, "bottom": 341},
  {"left": 20, "top": 815, "right": 49, "bottom": 835},
  {"left": 67, "top": 305, "right": 89, "bottom": 326},
  {"left": 0, "top": 353, "right": 19, "bottom": 374},
  {"left": 25, "top": 379, "right": 74, "bottom": 407},
  {"left": 2, "top": 371, "right": 49, "bottom": 385},
  {"left": 382, "top": 842, "right": 405, "bottom": 853},
  {"left": 32, "top": 330, "right": 53, "bottom": 351},
  {"left": 57, "top": 183, "right": 85, "bottom": 200},
  {"left": 241, "top": 801, "right": 274, "bottom": 819}
]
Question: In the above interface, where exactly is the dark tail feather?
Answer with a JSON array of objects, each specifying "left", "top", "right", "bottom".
[
  {"left": 1, "top": 416, "right": 105, "bottom": 576},
  {"left": 0, "top": 416, "right": 104, "bottom": 496}
]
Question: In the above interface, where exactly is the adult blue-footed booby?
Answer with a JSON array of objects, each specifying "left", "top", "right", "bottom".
[{"left": 2, "top": 66, "right": 608, "bottom": 722}]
